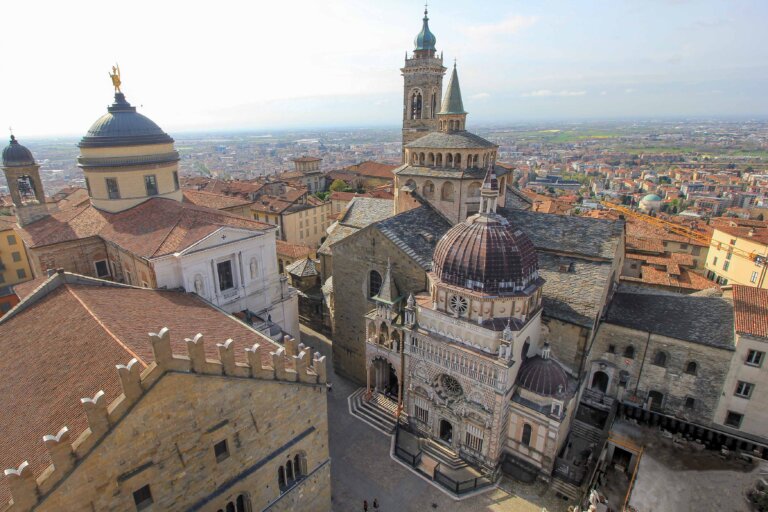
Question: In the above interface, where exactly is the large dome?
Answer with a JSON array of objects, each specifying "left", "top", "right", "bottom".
[
  {"left": 79, "top": 93, "right": 174, "bottom": 148},
  {"left": 432, "top": 213, "right": 538, "bottom": 294},
  {"left": 516, "top": 348, "right": 569, "bottom": 397},
  {"left": 2, "top": 136, "right": 35, "bottom": 167}
]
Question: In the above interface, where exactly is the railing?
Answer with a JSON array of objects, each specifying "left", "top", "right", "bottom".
[
  {"left": 434, "top": 465, "right": 494, "bottom": 495},
  {"left": 406, "top": 344, "right": 500, "bottom": 389}
]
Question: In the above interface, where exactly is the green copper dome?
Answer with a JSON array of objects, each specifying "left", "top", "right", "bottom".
[
  {"left": 414, "top": 9, "right": 436, "bottom": 51},
  {"left": 642, "top": 193, "right": 662, "bottom": 202}
]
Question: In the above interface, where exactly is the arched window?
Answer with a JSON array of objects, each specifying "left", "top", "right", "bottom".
[
  {"left": 286, "top": 460, "right": 294, "bottom": 483},
  {"left": 226, "top": 503, "right": 235, "bottom": 512},
  {"left": 404, "top": 179, "right": 417, "bottom": 192},
  {"left": 294, "top": 454, "right": 303, "bottom": 477},
  {"left": 369, "top": 270, "right": 382, "bottom": 297},
  {"left": 423, "top": 181, "right": 435, "bottom": 198},
  {"left": 685, "top": 361, "right": 698, "bottom": 375},
  {"left": 441, "top": 182, "right": 455, "bottom": 202},
  {"left": 428, "top": 152, "right": 435, "bottom": 166},
  {"left": 653, "top": 351, "right": 667, "bottom": 367},
  {"left": 411, "top": 152, "right": 418, "bottom": 165},
  {"left": 278, "top": 466, "right": 286, "bottom": 490},
  {"left": 446, "top": 153, "right": 453, "bottom": 167},
  {"left": 499, "top": 176, "right": 506, "bottom": 191},
  {"left": 521, "top": 423, "right": 532, "bottom": 446},
  {"left": 411, "top": 91, "right": 422, "bottom": 119},
  {"left": 468, "top": 182, "right": 481, "bottom": 197},
  {"left": 436, "top": 153, "right": 443, "bottom": 166},
  {"left": 455, "top": 154, "right": 462, "bottom": 168},
  {"left": 624, "top": 345, "right": 635, "bottom": 359},
  {"left": 236, "top": 495, "right": 249, "bottom": 512}
]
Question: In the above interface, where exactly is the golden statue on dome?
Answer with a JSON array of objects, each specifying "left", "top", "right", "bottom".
[{"left": 109, "top": 64, "right": 122, "bottom": 93}]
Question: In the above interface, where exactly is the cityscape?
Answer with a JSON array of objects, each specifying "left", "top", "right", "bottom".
[{"left": 1, "top": 2, "right": 767, "bottom": 512}]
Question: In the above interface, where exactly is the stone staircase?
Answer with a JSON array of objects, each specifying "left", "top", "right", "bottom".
[
  {"left": 348, "top": 388, "right": 399, "bottom": 435},
  {"left": 421, "top": 439, "right": 468, "bottom": 470},
  {"left": 551, "top": 476, "right": 581, "bottom": 501},
  {"left": 571, "top": 419, "right": 604, "bottom": 445}
]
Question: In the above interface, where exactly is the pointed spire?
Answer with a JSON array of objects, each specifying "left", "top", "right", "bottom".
[
  {"left": 439, "top": 63, "right": 466, "bottom": 115},
  {"left": 374, "top": 258, "right": 399, "bottom": 303}
]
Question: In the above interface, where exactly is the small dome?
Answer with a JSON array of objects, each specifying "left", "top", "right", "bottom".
[
  {"left": 2, "top": 136, "right": 35, "bottom": 167},
  {"left": 432, "top": 213, "right": 538, "bottom": 294},
  {"left": 79, "top": 93, "right": 174, "bottom": 148},
  {"left": 642, "top": 193, "right": 662, "bottom": 202},
  {"left": 414, "top": 9, "right": 437, "bottom": 51},
  {"left": 516, "top": 348, "right": 569, "bottom": 397}
]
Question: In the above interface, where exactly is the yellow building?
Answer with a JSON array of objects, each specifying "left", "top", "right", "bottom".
[
  {"left": 705, "top": 225, "right": 768, "bottom": 288},
  {"left": 0, "top": 216, "right": 32, "bottom": 289}
]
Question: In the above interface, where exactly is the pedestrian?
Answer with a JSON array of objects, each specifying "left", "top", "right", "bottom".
[
  {"left": 363, "top": 499, "right": 368, "bottom": 511},
  {"left": 373, "top": 498, "right": 379, "bottom": 510},
  {"left": 326, "top": 381, "right": 333, "bottom": 392}
]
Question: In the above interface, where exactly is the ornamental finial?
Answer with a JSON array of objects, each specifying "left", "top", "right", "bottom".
[{"left": 109, "top": 64, "right": 122, "bottom": 93}]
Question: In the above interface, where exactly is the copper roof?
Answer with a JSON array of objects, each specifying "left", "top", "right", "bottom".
[
  {"left": 515, "top": 352, "right": 569, "bottom": 397},
  {"left": 433, "top": 214, "right": 538, "bottom": 294}
]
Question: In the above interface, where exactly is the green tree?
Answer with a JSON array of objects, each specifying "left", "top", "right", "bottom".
[{"left": 329, "top": 179, "right": 350, "bottom": 192}]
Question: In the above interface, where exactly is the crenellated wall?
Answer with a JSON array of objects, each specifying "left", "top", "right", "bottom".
[{"left": 2, "top": 327, "right": 329, "bottom": 512}]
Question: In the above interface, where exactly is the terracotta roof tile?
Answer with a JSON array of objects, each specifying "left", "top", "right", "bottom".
[
  {"left": 182, "top": 189, "right": 252, "bottom": 210},
  {"left": 733, "top": 285, "right": 768, "bottom": 339},
  {"left": 18, "top": 198, "right": 273, "bottom": 258},
  {"left": 0, "top": 281, "right": 281, "bottom": 505}
]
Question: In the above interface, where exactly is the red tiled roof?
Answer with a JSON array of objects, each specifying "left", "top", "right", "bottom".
[
  {"left": 18, "top": 198, "right": 273, "bottom": 258},
  {"left": 276, "top": 240, "right": 314, "bottom": 260},
  {"left": 733, "top": 285, "right": 768, "bottom": 339},
  {"left": 182, "top": 189, "right": 252, "bottom": 210},
  {"left": 344, "top": 161, "right": 398, "bottom": 179},
  {"left": 714, "top": 225, "right": 768, "bottom": 246},
  {"left": 0, "top": 280, "right": 280, "bottom": 505}
]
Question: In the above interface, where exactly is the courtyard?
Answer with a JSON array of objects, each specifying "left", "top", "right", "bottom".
[{"left": 301, "top": 325, "right": 570, "bottom": 512}]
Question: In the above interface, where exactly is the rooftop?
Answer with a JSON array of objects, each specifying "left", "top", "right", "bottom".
[{"left": 733, "top": 285, "right": 768, "bottom": 339}]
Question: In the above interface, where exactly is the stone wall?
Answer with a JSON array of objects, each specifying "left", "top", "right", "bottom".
[
  {"left": 589, "top": 322, "right": 732, "bottom": 423},
  {"left": 28, "top": 237, "right": 108, "bottom": 279},
  {"left": 332, "top": 227, "right": 429, "bottom": 383},
  {"left": 2, "top": 329, "right": 331, "bottom": 512},
  {"left": 540, "top": 316, "right": 590, "bottom": 375}
]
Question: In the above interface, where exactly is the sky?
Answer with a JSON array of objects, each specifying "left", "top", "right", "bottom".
[{"left": 2, "top": 0, "right": 767, "bottom": 138}]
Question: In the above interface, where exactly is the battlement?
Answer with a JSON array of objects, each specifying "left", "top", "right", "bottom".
[{"left": 1, "top": 327, "right": 327, "bottom": 512}]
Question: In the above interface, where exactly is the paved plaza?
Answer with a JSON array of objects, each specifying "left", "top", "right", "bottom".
[{"left": 301, "top": 325, "right": 569, "bottom": 512}]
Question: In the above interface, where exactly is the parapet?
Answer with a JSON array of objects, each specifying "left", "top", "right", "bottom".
[{"left": 1, "top": 327, "right": 327, "bottom": 512}]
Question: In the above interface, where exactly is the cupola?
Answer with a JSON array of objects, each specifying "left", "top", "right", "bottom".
[{"left": 414, "top": 8, "right": 437, "bottom": 56}]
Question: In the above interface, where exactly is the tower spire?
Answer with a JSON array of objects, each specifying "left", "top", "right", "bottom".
[
  {"left": 480, "top": 167, "right": 499, "bottom": 215},
  {"left": 437, "top": 64, "right": 468, "bottom": 132}
]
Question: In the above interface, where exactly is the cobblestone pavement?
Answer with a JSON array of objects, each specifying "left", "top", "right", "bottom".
[{"left": 300, "top": 325, "right": 570, "bottom": 512}]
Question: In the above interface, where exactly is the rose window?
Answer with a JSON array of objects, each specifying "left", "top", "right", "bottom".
[
  {"left": 449, "top": 295, "right": 468, "bottom": 315},
  {"left": 434, "top": 374, "right": 463, "bottom": 401}
]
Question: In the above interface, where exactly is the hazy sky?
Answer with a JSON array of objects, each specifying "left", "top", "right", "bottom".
[{"left": 3, "top": 0, "right": 767, "bottom": 137}]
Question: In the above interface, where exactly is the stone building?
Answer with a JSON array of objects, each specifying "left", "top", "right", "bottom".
[
  {"left": 0, "top": 271, "right": 330, "bottom": 512},
  {"left": 363, "top": 173, "right": 577, "bottom": 477},
  {"left": 588, "top": 290, "right": 735, "bottom": 424},
  {"left": 5, "top": 85, "right": 299, "bottom": 340}
]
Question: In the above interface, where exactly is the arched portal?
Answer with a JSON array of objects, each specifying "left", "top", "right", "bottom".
[
  {"left": 591, "top": 371, "right": 609, "bottom": 393},
  {"left": 368, "top": 357, "right": 399, "bottom": 399}
]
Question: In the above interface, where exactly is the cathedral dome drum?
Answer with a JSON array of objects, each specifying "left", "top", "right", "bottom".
[
  {"left": 2, "top": 136, "right": 36, "bottom": 167},
  {"left": 79, "top": 93, "right": 174, "bottom": 148},
  {"left": 432, "top": 211, "right": 538, "bottom": 295}
]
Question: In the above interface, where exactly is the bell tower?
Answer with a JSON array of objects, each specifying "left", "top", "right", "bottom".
[
  {"left": 401, "top": 7, "right": 446, "bottom": 160},
  {"left": 2, "top": 135, "right": 56, "bottom": 226}
]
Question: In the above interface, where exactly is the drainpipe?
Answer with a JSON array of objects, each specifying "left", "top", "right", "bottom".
[{"left": 634, "top": 331, "right": 653, "bottom": 396}]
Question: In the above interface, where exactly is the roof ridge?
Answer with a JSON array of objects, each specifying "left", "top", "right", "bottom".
[{"left": 65, "top": 285, "right": 148, "bottom": 368}]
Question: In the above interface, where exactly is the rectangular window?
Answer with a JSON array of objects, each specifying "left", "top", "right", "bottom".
[
  {"left": 217, "top": 261, "right": 234, "bottom": 291},
  {"left": 723, "top": 261, "right": 730, "bottom": 271},
  {"left": 735, "top": 381, "right": 754, "bottom": 398},
  {"left": 214, "top": 439, "right": 230, "bottom": 462},
  {"left": 751, "top": 271, "right": 759, "bottom": 283},
  {"left": 680, "top": 243, "right": 688, "bottom": 250},
  {"left": 730, "top": 239, "right": 737, "bottom": 245},
  {"left": 16, "top": 268, "right": 26, "bottom": 279},
  {"left": 608, "top": 344, "right": 616, "bottom": 354},
  {"left": 6, "top": 234, "right": 16, "bottom": 245},
  {"left": 746, "top": 350, "right": 764, "bottom": 367},
  {"left": 11, "top": 252, "right": 21, "bottom": 262},
  {"left": 685, "top": 397, "right": 695, "bottom": 409},
  {"left": 94, "top": 260, "right": 110, "bottom": 278},
  {"left": 465, "top": 423, "right": 484, "bottom": 453},
  {"left": 106, "top": 178, "right": 120, "bottom": 199},
  {"left": 713, "top": 256, "right": 718, "bottom": 266},
  {"left": 726, "top": 250, "right": 733, "bottom": 261},
  {"left": 725, "top": 411, "right": 743, "bottom": 429},
  {"left": 144, "top": 175, "right": 158, "bottom": 196},
  {"left": 173, "top": 171, "right": 180, "bottom": 190},
  {"left": 414, "top": 396, "right": 429, "bottom": 424},
  {"left": 133, "top": 485, "right": 153, "bottom": 511}
]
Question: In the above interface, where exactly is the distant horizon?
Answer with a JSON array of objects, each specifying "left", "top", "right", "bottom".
[{"left": 2, "top": 0, "right": 766, "bottom": 138}]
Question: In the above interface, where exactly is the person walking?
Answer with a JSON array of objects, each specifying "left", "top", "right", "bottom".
[
  {"left": 373, "top": 498, "right": 379, "bottom": 510},
  {"left": 363, "top": 499, "right": 368, "bottom": 511}
]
